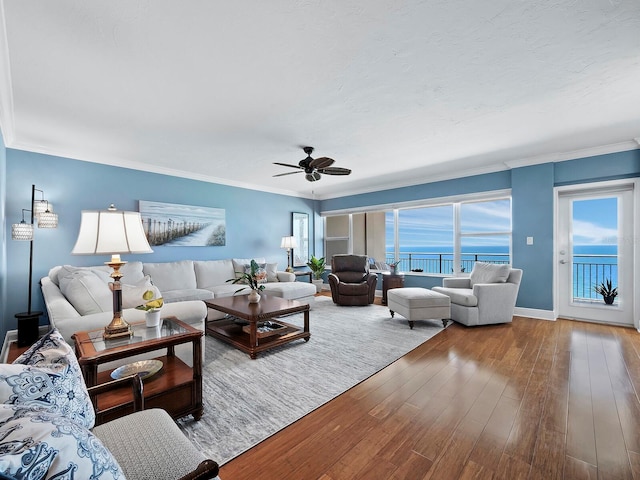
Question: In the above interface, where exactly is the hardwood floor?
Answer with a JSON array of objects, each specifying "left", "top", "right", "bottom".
[{"left": 219, "top": 299, "right": 640, "bottom": 479}]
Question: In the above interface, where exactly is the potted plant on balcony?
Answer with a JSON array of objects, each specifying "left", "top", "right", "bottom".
[
  {"left": 306, "top": 255, "right": 326, "bottom": 293},
  {"left": 593, "top": 279, "right": 618, "bottom": 305},
  {"left": 136, "top": 290, "right": 164, "bottom": 327},
  {"left": 227, "top": 259, "right": 266, "bottom": 303}
]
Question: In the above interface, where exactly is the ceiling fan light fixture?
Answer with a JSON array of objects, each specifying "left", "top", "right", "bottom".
[{"left": 306, "top": 172, "right": 321, "bottom": 182}]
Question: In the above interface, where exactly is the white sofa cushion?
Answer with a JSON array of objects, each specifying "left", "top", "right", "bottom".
[
  {"left": 161, "top": 288, "right": 214, "bottom": 303},
  {"left": 194, "top": 259, "right": 235, "bottom": 288},
  {"left": 432, "top": 287, "right": 478, "bottom": 307},
  {"left": 265, "top": 262, "right": 279, "bottom": 282},
  {"left": 469, "top": 262, "right": 511, "bottom": 287},
  {"left": 143, "top": 260, "right": 197, "bottom": 291},
  {"left": 231, "top": 258, "right": 266, "bottom": 279},
  {"left": 49, "top": 262, "right": 144, "bottom": 287},
  {"left": 59, "top": 269, "right": 111, "bottom": 315},
  {"left": 121, "top": 276, "right": 162, "bottom": 309}
]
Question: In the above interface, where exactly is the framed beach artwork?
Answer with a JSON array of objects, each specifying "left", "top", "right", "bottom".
[{"left": 139, "top": 200, "right": 226, "bottom": 247}]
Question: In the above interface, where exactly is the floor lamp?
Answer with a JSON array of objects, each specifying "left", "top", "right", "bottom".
[
  {"left": 11, "top": 184, "right": 59, "bottom": 346},
  {"left": 72, "top": 204, "right": 153, "bottom": 339}
]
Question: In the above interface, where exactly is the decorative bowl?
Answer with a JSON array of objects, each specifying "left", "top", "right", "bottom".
[{"left": 110, "top": 359, "right": 163, "bottom": 381}]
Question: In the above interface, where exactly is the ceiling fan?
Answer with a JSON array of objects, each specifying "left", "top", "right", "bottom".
[{"left": 273, "top": 146, "right": 351, "bottom": 182}]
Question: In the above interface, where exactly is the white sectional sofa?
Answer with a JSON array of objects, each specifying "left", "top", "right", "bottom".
[{"left": 40, "top": 258, "right": 316, "bottom": 367}]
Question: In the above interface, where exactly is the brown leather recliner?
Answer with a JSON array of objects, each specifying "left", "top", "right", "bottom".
[{"left": 328, "top": 254, "right": 378, "bottom": 306}]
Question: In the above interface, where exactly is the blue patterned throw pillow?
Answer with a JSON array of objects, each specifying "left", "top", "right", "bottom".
[
  {"left": 0, "top": 329, "right": 95, "bottom": 429},
  {"left": 0, "top": 405, "right": 124, "bottom": 480}
]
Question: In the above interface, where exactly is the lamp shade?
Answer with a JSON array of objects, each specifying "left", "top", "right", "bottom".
[
  {"left": 37, "top": 210, "right": 58, "bottom": 228},
  {"left": 280, "top": 235, "right": 297, "bottom": 249},
  {"left": 33, "top": 200, "right": 50, "bottom": 218},
  {"left": 11, "top": 221, "right": 34, "bottom": 241},
  {"left": 72, "top": 205, "right": 153, "bottom": 256}
]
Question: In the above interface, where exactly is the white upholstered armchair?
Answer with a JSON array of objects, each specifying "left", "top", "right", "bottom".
[{"left": 433, "top": 263, "right": 522, "bottom": 327}]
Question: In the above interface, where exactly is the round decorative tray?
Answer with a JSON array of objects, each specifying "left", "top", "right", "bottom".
[{"left": 110, "top": 359, "right": 163, "bottom": 381}]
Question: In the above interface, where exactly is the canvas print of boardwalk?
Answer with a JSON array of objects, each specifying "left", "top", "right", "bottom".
[{"left": 139, "top": 200, "right": 226, "bottom": 247}]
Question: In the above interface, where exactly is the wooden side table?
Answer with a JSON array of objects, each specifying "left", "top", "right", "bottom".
[
  {"left": 73, "top": 317, "right": 203, "bottom": 424},
  {"left": 382, "top": 273, "right": 405, "bottom": 305},
  {"left": 294, "top": 270, "right": 312, "bottom": 282}
]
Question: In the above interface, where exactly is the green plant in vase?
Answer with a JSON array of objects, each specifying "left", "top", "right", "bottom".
[
  {"left": 227, "top": 259, "right": 265, "bottom": 303},
  {"left": 306, "top": 255, "right": 326, "bottom": 293},
  {"left": 593, "top": 278, "right": 618, "bottom": 305}
]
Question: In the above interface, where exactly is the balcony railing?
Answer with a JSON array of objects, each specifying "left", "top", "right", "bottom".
[
  {"left": 385, "top": 252, "right": 618, "bottom": 302},
  {"left": 385, "top": 252, "right": 509, "bottom": 274},
  {"left": 572, "top": 254, "right": 618, "bottom": 301}
]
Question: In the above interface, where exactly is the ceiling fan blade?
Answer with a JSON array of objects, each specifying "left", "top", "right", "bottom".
[
  {"left": 317, "top": 167, "right": 351, "bottom": 176},
  {"left": 273, "top": 162, "right": 304, "bottom": 170},
  {"left": 273, "top": 171, "right": 304, "bottom": 177},
  {"left": 309, "top": 157, "right": 334, "bottom": 169}
]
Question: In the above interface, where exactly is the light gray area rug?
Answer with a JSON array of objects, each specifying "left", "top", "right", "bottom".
[{"left": 178, "top": 296, "right": 446, "bottom": 466}]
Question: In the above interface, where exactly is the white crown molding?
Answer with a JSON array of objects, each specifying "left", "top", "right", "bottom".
[
  {"left": 0, "top": 1, "right": 15, "bottom": 145},
  {"left": 504, "top": 141, "right": 640, "bottom": 169},
  {"left": 6, "top": 141, "right": 315, "bottom": 200},
  {"left": 313, "top": 162, "right": 511, "bottom": 201},
  {"left": 634, "top": 137, "right": 640, "bottom": 146}
]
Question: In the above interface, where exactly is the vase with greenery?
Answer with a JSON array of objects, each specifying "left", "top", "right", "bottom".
[
  {"left": 388, "top": 260, "right": 401, "bottom": 274},
  {"left": 227, "top": 259, "right": 265, "bottom": 303},
  {"left": 593, "top": 279, "right": 618, "bottom": 305},
  {"left": 136, "top": 290, "right": 164, "bottom": 327},
  {"left": 306, "top": 255, "right": 326, "bottom": 293}
]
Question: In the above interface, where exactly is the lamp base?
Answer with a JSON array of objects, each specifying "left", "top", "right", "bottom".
[
  {"left": 15, "top": 311, "right": 42, "bottom": 347},
  {"left": 103, "top": 313, "right": 133, "bottom": 340},
  {"left": 103, "top": 324, "right": 133, "bottom": 340},
  {"left": 286, "top": 266, "right": 294, "bottom": 273}
]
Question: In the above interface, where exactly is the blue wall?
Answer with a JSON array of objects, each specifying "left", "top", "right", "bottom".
[
  {"left": 0, "top": 131, "right": 6, "bottom": 335},
  {"left": 3, "top": 150, "right": 315, "bottom": 335},
  {"left": 2, "top": 146, "right": 640, "bottom": 336},
  {"left": 319, "top": 149, "right": 640, "bottom": 313}
]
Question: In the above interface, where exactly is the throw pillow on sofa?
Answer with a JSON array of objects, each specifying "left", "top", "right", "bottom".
[
  {"left": 2, "top": 328, "right": 95, "bottom": 429},
  {"left": 121, "top": 275, "right": 161, "bottom": 309},
  {"left": 0, "top": 405, "right": 124, "bottom": 480},
  {"left": 58, "top": 269, "right": 112, "bottom": 315},
  {"left": 265, "top": 263, "right": 279, "bottom": 282}
]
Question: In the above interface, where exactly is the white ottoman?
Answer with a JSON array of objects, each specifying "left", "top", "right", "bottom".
[{"left": 387, "top": 288, "right": 451, "bottom": 329}]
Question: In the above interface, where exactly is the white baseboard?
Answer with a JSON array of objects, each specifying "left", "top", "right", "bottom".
[{"left": 514, "top": 307, "right": 556, "bottom": 321}]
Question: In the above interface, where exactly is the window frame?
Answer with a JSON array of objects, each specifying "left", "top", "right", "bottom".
[{"left": 321, "top": 189, "right": 512, "bottom": 275}]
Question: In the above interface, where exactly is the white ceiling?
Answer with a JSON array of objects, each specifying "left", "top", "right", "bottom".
[{"left": 1, "top": 1, "right": 639, "bottom": 199}]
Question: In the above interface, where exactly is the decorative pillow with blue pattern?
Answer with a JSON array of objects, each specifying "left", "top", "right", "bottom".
[
  {"left": 0, "top": 328, "right": 95, "bottom": 429},
  {"left": 0, "top": 404, "right": 124, "bottom": 479}
]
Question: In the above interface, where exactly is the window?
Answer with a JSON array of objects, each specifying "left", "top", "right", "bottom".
[{"left": 386, "top": 194, "right": 511, "bottom": 274}]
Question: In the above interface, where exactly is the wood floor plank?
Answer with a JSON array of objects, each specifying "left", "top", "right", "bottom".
[
  {"left": 219, "top": 315, "right": 640, "bottom": 480},
  {"left": 565, "top": 323, "right": 598, "bottom": 466},
  {"left": 563, "top": 455, "right": 598, "bottom": 480}
]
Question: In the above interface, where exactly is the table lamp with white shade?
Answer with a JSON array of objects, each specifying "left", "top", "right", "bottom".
[
  {"left": 280, "top": 235, "right": 297, "bottom": 273},
  {"left": 72, "top": 204, "right": 153, "bottom": 339}
]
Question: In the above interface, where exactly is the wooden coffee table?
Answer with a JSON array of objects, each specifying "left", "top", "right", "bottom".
[
  {"left": 205, "top": 295, "right": 310, "bottom": 359},
  {"left": 73, "top": 317, "right": 203, "bottom": 424}
]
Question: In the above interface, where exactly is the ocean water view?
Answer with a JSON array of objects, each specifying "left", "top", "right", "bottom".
[{"left": 386, "top": 244, "right": 618, "bottom": 300}]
